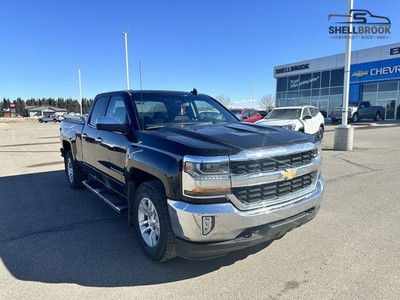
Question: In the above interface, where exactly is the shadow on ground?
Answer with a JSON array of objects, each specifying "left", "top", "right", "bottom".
[{"left": 0, "top": 170, "right": 270, "bottom": 287}]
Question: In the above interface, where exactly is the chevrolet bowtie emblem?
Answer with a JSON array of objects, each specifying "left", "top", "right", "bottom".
[
  {"left": 282, "top": 169, "right": 296, "bottom": 180},
  {"left": 352, "top": 70, "right": 369, "bottom": 78}
]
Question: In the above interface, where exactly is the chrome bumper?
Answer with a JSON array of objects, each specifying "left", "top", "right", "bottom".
[{"left": 168, "top": 174, "right": 324, "bottom": 242}]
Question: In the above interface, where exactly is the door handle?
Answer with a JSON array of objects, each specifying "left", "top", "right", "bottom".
[{"left": 95, "top": 137, "right": 103, "bottom": 143}]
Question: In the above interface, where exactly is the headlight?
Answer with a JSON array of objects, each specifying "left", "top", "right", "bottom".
[
  {"left": 183, "top": 156, "right": 231, "bottom": 198},
  {"left": 281, "top": 124, "right": 296, "bottom": 130},
  {"left": 311, "top": 143, "right": 322, "bottom": 158}
]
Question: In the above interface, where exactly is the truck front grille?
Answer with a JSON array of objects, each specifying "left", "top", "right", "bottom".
[
  {"left": 230, "top": 150, "right": 315, "bottom": 175},
  {"left": 232, "top": 172, "right": 315, "bottom": 204}
]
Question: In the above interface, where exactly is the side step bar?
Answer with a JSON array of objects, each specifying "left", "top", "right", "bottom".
[{"left": 82, "top": 179, "right": 128, "bottom": 213}]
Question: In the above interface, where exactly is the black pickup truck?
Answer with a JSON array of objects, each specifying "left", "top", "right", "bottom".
[{"left": 60, "top": 90, "right": 324, "bottom": 261}]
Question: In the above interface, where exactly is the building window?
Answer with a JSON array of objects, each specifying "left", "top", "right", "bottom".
[
  {"left": 288, "top": 75, "right": 300, "bottom": 90},
  {"left": 378, "top": 81, "right": 398, "bottom": 91},
  {"left": 311, "top": 89, "right": 320, "bottom": 97},
  {"left": 321, "top": 71, "right": 330, "bottom": 88},
  {"left": 299, "top": 74, "right": 312, "bottom": 90},
  {"left": 312, "top": 72, "right": 321, "bottom": 89},
  {"left": 277, "top": 77, "right": 288, "bottom": 92},
  {"left": 321, "top": 88, "right": 329, "bottom": 96},
  {"left": 330, "top": 87, "right": 343, "bottom": 95},
  {"left": 330, "top": 68, "right": 344, "bottom": 87},
  {"left": 362, "top": 83, "right": 378, "bottom": 93}
]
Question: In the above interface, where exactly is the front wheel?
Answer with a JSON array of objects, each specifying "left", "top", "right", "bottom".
[
  {"left": 352, "top": 113, "right": 359, "bottom": 123},
  {"left": 53, "top": 119, "right": 57, "bottom": 123},
  {"left": 317, "top": 126, "right": 324, "bottom": 141},
  {"left": 64, "top": 151, "right": 85, "bottom": 189},
  {"left": 133, "top": 181, "right": 176, "bottom": 262}
]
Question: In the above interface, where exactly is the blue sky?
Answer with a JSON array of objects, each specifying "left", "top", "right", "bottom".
[{"left": 0, "top": 0, "right": 399, "bottom": 107}]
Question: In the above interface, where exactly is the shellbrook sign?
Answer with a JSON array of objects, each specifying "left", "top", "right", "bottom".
[{"left": 328, "top": 9, "right": 391, "bottom": 40}]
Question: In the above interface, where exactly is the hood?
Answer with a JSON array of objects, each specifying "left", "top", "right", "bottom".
[
  {"left": 137, "top": 122, "right": 316, "bottom": 157},
  {"left": 255, "top": 119, "right": 300, "bottom": 127}
]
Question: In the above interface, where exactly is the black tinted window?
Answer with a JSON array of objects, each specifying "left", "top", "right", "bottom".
[
  {"left": 277, "top": 77, "right": 288, "bottom": 92},
  {"left": 330, "top": 68, "right": 344, "bottom": 87},
  {"left": 321, "top": 71, "right": 330, "bottom": 88},
  {"left": 312, "top": 72, "right": 321, "bottom": 89},
  {"left": 106, "top": 96, "right": 127, "bottom": 124},
  {"left": 89, "top": 96, "right": 109, "bottom": 126}
]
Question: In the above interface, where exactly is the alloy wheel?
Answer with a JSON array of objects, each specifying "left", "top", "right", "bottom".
[{"left": 138, "top": 197, "right": 160, "bottom": 248}]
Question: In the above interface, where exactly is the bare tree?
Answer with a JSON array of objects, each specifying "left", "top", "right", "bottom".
[
  {"left": 215, "top": 95, "right": 231, "bottom": 107},
  {"left": 259, "top": 94, "right": 275, "bottom": 111}
]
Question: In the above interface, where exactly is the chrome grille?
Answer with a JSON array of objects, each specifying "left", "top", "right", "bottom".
[
  {"left": 230, "top": 150, "right": 315, "bottom": 175},
  {"left": 232, "top": 172, "right": 315, "bottom": 204}
]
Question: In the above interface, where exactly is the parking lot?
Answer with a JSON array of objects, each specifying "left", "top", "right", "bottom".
[{"left": 0, "top": 122, "right": 399, "bottom": 299}]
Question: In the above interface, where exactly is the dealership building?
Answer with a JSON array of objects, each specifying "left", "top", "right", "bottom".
[{"left": 273, "top": 42, "right": 400, "bottom": 120}]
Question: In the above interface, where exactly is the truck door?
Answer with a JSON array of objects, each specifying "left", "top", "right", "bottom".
[
  {"left": 82, "top": 96, "right": 109, "bottom": 171},
  {"left": 95, "top": 95, "right": 129, "bottom": 184}
]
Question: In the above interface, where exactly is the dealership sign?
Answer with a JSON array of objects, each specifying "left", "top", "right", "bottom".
[
  {"left": 350, "top": 57, "right": 400, "bottom": 82},
  {"left": 9, "top": 103, "right": 16, "bottom": 108},
  {"left": 275, "top": 63, "right": 309, "bottom": 75},
  {"left": 328, "top": 9, "right": 391, "bottom": 40}
]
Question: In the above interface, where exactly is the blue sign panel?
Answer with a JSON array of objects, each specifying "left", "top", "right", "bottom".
[{"left": 350, "top": 57, "right": 400, "bottom": 83}]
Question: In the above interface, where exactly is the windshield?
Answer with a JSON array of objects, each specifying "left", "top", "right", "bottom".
[
  {"left": 133, "top": 93, "right": 238, "bottom": 130},
  {"left": 265, "top": 108, "right": 301, "bottom": 120}
]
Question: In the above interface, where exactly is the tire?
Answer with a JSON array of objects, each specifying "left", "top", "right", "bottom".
[
  {"left": 374, "top": 112, "right": 381, "bottom": 122},
  {"left": 39, "top": 119, "right": 43, "bottom": 123},
  {"left": 352, "top": 113, "right": 359, "bottom": 123},
  {"left": 64, "top": 151, "right": 85, "bottom": 189},
  {"left": 331, "top": 117, "right": 337, "bottom": 124},
  {"left": 53, "top": 119, "right": 57, "bottom": 123},
  {"left": 317, "top": 125, "right": 324, "bottom": 141},
  {"left": 133, "top": 181, "right": 176, "bottom": 262},
  {"left": 45, "top": 121, "right": 48, "bottom": 123}
]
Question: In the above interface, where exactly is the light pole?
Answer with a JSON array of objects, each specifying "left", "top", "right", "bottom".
[
  {"left": 78, "top": 68, "right": 82, "bottom": 115},
  {"left": 122, "top": 30, "right": 130, "bottom": 90},
  {"left": 334, "top": 0, "right": 354, "bottom": 151}
]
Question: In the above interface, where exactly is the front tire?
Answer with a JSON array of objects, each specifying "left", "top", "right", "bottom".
[
  {"left": 133, "top": 181, "right": 176, "bottom": 262},
  {"left": 53, "top": 119, "right": 57, "bottom": 123},
  {"left": 317, "top": 125, "right": 324, "bottom": 141},
  {"left": 64, "top": 151, "right": 85, "bottom": 189},
  {"left": 352, "top": 113, "right": 359, "bottom": 123},
  {"left": 374, "top": 112, "right": 381, "bottom": 122}
]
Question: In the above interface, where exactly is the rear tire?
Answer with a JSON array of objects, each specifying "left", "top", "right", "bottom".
[
  {"left": 64, "top": 151, "right": 85, "bottom": 189},
  {"left": 331, "top": 117, "right": 337, "bottom": 124},
  {"left": 53, "top": 119, "right": 57, "bottom": 123},
  {"left": 374, "top": 112, "right": 381, "bottom": 122},
  {"left": 133, "top": 181, "right": 176, "bottom": 262},
  {"left": 39, "top": 119, "right": 43, "bottom": 123}
]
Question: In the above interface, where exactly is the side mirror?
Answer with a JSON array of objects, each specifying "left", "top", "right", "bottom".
[
  {"left": 303, "top": 115, "right": 312, "bottom": 120},
  {"left": 96, "top": 117, "right": 129, "bottom": 134}
]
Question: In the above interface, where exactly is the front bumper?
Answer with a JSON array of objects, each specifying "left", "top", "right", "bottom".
[{"left": 168, "top": 174, "right": 324, "bottom": 259}]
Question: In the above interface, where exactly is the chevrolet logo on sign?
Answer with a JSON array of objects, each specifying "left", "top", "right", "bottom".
[
  {"left": 352, "top": 70, "right": 369, "bottom": 77},
  {"left": 282, "top": 169, "right": 297, "bottom": 180}
]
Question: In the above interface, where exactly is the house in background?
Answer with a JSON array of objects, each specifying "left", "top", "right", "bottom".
[{"left": 25, "top": 106, "right": 68, "bottom": 117}]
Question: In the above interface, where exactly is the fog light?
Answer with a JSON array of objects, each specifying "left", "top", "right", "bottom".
[{"left": 202, "top": 216, "right": 215, "bottom": 235}]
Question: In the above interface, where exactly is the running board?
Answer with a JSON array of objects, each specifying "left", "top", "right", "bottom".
[{"left": 82, "top": 179, "right": 128, "bottom": 213}]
